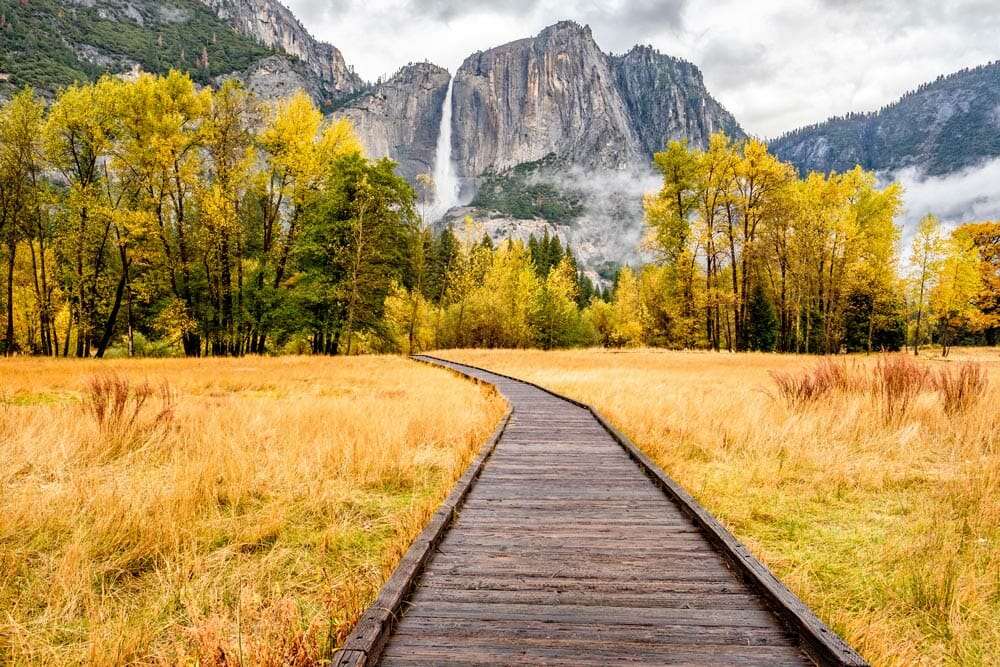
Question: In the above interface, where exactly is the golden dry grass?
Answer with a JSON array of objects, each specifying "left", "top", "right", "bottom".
[
  {"left": 0, "top": 356, "right": 506, "bottom": 666},
  {"left": 438, "top": 348, "right": 1000, "bottom": 667}
]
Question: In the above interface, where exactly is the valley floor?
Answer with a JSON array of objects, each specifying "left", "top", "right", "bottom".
[{"left": 3, "top": 348, "right": 998, "bottom": 666}]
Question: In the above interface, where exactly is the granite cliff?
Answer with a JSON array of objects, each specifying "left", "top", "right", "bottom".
[
  {"left": 451, "top": 22, "right": 643, "bottom": 177},
  {"left": 339, "top": 64, "right": 450, "bottom": 184},
  {"left": 345, "top": 22, "right": 743, "bottom": 184}
]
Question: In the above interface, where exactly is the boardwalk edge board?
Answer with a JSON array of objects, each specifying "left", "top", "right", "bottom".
[
  {"left": 331, "top": 384, "right": 514, "bottom": 667},
  {"left": 410, "top": 355, "right": 868, "bottom": 667}
]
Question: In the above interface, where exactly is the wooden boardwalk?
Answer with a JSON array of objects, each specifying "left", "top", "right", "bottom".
[{"left": 335, "top": 357, "right": 867, "bottom": 667}]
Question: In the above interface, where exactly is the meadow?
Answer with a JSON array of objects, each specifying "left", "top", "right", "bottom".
[
  {"left": 0, "top": 356, "right": 506, "bottom": 665},
  {"left": 439, "top": 348, "right": 1000, "bottom": 667}
]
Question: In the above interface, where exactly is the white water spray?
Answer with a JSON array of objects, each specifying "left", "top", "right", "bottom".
[{"left": 429, "top": 76, "right": 460, "bottom": 221}]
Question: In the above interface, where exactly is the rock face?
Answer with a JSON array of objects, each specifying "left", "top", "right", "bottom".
[
  {"left": 341, "top": 21, "right": 743, "bottom": 186},
  {"left": 771, "top": 61, "right": 1000, "bottom": 177},
  {"left": 338, "top": 63, "right": 450, "bottom": 184},
  {"left": 198, "top": 0, "right": 363, "bottom": 103},
  {"left": 225, "top": 55, "right": 322, "bottom": 102},
  {"left": 452, "top": 22, "right": 642, "bottom": 177},
  {"left": 450, "top": 21, "right": 743, "bottom": 179},
  {"left": 612, "top": 45, "right": 744, "bottom": 158}
]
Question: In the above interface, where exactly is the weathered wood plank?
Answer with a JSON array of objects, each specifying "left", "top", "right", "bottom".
[
  {"left": 399, "top": 600, "right": 783, "bottom": 628},
  {"left": 406, "top": 586, "right": 772, "bottom": 611},
  {"left": 380, "top": 637, "right": 808, "bottom": 666},
  {"left": 384, "top": 616, "right": 796, "bottom": 646}
]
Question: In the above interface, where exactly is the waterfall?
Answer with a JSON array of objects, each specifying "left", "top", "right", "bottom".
[{"left": 429, "top": 76, "right": 459, "bottom": 221}]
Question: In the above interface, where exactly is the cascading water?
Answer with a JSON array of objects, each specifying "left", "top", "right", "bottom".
[{"left": 429, "top": 75, "right": 460, "bottom": 221}]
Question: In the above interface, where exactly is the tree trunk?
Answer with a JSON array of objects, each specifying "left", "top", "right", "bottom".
[
  {"left": 5, "top": 234, "right": 17, "bottom": 355},
  {"left": 95, "top": 259, "right": 128, "bottom": 358}
]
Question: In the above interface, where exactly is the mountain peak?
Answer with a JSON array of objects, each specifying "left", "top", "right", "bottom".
[{"left": 540, "top": 20, "right": 593, "bottom": 39}]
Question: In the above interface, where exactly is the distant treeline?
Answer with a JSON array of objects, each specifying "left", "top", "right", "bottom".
[{"left": 1, "top": 73, "right": 998, "bottom": 356}]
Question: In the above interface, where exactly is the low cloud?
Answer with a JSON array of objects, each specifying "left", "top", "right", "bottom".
[
  {"left": 893, "top": 158, "right": 1000, "bottom": 225},
  {"left": 525, "top": 165, "right": 662, "bottom": 273},
  {"left": 886, "top": 157, "right": 1000, "bottom": 252}
]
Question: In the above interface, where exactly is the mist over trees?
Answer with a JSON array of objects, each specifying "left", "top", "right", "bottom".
[{"left": 1, "top": 74, "right": 997, "bottom": 356}]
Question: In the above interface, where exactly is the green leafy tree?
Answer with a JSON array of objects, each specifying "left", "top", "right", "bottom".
[
  {"left": 746, "top": 282, "right": 777, "bottom": 351},
  {"left": 248, "top": 92, "right": 361, "bottom": 353},
  {"left": 299, "top": 154, "right": 416, "bottom": 354},
  {"left": 426, "top": 226, "right": 459, "bottom": 304},
  {"left": 532, "top": 255, "right": 580, "bottom": 349}
]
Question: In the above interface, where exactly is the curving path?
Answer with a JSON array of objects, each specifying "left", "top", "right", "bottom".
[{"left": 335, "top": 356, "right": 867, "bottom": 667}]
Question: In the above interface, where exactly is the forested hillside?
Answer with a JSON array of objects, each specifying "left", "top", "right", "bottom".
[
  {"left": 0, "top": 0, "right": 273, "bottom": 95},
  {"left": 771, "top": 61, "right": 1000, "bottom": 177}
]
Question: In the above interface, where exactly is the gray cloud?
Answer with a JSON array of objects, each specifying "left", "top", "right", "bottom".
[
  {"left": 892, "top": 158, "right": 1000, "bottom": 230},
  {"left": 580, "top": 0, "right": 687, "bottom": 51},
  {"left": 697, "top": 37, "right": 773, "bottom": 90},
  {"left": 395, "top": 0, "right": 686, "bottom": 29},
  {"left": 401, "top": 0, "right": 536, "bottom": 22}
]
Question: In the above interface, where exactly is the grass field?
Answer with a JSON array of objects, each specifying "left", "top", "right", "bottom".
[
  {"left": 438, "top": 348, "right": 1000, "bottom": 667},
  {"left": 0, "top": 356, "right": 506, "bottom": 666}
]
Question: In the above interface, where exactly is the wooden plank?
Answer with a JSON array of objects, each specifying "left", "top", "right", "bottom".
[
  {"left": 399, "top": 600, "right": 783, "bottom": 628},
  {"left": 408, "top": 586, "right": 772, "bottom": 611},
  {"left": 384, "top": 616, "right": 796, "bottom": 646},
  {"left": 416, "top": 573, "right": 754, "bottom": 596},
  {"left": 409, "top": 561, "right": 745, "bottom": 583},
  {"left": 381, "top": 649, "right": 806, "bottom": 667}
]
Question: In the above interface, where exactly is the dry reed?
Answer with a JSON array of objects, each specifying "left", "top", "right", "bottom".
[{"left": 933, "top": 362, "right": 990, "bottom": 414}]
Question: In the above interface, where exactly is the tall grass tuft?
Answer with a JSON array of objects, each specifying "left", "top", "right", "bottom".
[
  {"left": 770, "top": 358, "right": 861, "bottom": 406},
  {"left": 933, "top": 362, "right": 989, "bottom": 414},
  {"left": 175, "top": 597, "right": 323, "bottom": 667},
  {"left": 82, "top": 373, "right": 175, "bottom": 460},
  {"left": 871, "top": 354, "right": 931, "bottom": 423},
  {"left": 772, "top": 354, "right": 988, "bottom": 421}
]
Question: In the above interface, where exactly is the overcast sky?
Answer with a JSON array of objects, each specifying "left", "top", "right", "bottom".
[{"left": 283, "top": 0, "right": 999, "bottom": 138}]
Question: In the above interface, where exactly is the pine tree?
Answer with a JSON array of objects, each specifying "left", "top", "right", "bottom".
[{"left": 746, "top": 283, "right": 777, "bottom": 351}]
